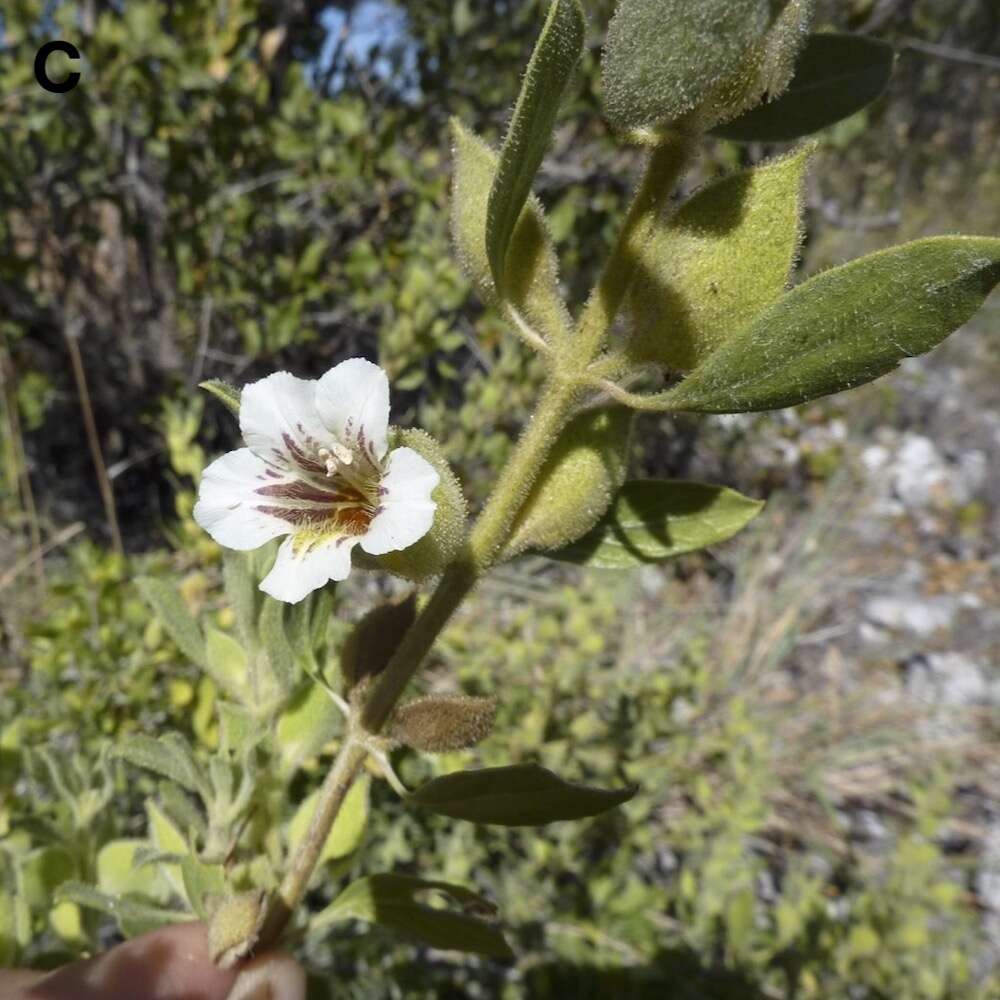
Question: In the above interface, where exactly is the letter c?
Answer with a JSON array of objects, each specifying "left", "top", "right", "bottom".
[{"left": 35, "top": 41, "right": 81, "bottom": 94}]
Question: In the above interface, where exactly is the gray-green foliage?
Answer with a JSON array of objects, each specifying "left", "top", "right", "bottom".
[
  {"left": 659, "top": 236, "right": 1000, "bottom": 412},
  {"left": 548, "top": 480, "right": 764, "bottom": 568},
  {"left": 713, "top": 32, "right": 895, "bottom": 143},
  {"left": 628, "top": 145, "right": 813, "bottom": 371},
  {"left": 486, "top": 0, "right": 584, "bottom": 294},
  {"left": 450, "top": 120, "right": 572, "bottom": 340}
]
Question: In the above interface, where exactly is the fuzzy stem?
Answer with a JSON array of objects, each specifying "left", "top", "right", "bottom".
[
  {"left": 258, "top": 138, "right": 693, "bottom": 950},
  {"left": 257, "top": 738, "right": 368, "bottom": 947},
  {"left": 574, "top": 135, "right": 693, "bottom": 358},
  {"left": 361, "top": 375, "right": 578, "bottom": 734}
]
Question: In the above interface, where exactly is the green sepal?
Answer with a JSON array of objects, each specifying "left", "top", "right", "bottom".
[
  {"left": 309, "top": 873, "right": 513, "bottom": 958},
  {"left": 487, "top": 0, "right": 585, "bottom": 293},
  {"left": 504, "top": 406, "right": 632, "bottom": 559},
  {"left": 547, "top": 480, "right": 763, "bottom": 568},
  {"left": 628, "top": 145, "right": 813, "bottom": 372},
  {"left": 712, "top": 32, "right": 894, "bottom": 143},
  {"left": 358, "top": 428, "right": 468, "bottom": 582},
  {"left": 450, "top": 119, "right": 572, "bottom": 341},
  {"left": 408, "top": 762, "right": 636, "bottom": 826},
  {"left": 658, "top": 236, "right": 1000, "bottom": 413}
]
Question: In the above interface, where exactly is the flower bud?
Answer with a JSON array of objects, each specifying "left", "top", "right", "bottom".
[
  {"left": 207, "top": 890, "right": 267, "bottom": 969},
  {"left": 391, "top": 694, "right": 498, "bottom": 753},
  {"left": 700, "top": 0, "right": 814, "bottom": 131},
  {"left": 503, "top": 406, "right": 632, "bottom": 560}
]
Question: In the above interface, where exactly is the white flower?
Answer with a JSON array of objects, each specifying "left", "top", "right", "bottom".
[{"left": 194, "top": 359, "right": 439, "bottom": 603}]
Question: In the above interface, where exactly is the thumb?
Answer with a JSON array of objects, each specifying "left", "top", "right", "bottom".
[{"left": 1, "top": 921, "right": 304, "bottom": 1000}]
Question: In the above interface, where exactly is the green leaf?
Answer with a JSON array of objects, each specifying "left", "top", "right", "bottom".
[
  {"left": 408, "top": 762, "right": 636, "bottom": 826},
  {"left": 629, "top": 145, "right": 813, "bottom": 372},
  {"left": 486, "top": 0, "right": 584, "bottom": 293},
  {"left": 96, "top": 840, "right": 170, "bottom": 901},
  {"left": 310, "top": 873, "right": 512, "bottom": 958},
  {"left": 223, "top": 550, "right": 259, "bottom": 645},
  {"left": 137, "top": 577, "right": 205, "bottom": 667},
  {"left": 275, "top": 682, "right": 341, "bottom": 774},
  {"left": 54, "top": 882, "right": 187, "bottom": 938},
  {"left": 287, "top": 775, "right": 369, "bottom": 865},
  {"left": 146, "top": 799, "right": 191, "bottom": 903},
  {"left": 114, "top": 733, "right": 206, "bottom": 796},
  {"left": 548, "top": 480, "right": 764, "bottom": 569},
  {"left": 713, "top": 32, "right": 894, "bottom": 142},
  {"left": 659, "top": 236, "right": 1000, "bottom": 413},
  {"left": 602, "top": 0, "right": 777, "bottom": 131},
  {"left": 450, "top": 119, "right": 571, "bottom": 340},
  {"left": 258, "top": 597, "right": 296, "bottom": 695},
  {"left": 204, "top": 627, "right": 249, "bottom": 699},
  {"left": 340, "top": 594, "right": 417, "bottom": 691},
  {"left": 199, "top": 379, "right": 241, "bottom": 418},
  {"left": 505, "top": 406, "right": 632, "bottom": 559},
  {"left": 180, "top": 857, "right": 227, "bottom": 919}
]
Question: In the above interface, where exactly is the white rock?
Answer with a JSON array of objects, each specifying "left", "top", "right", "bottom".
[{"left": 865, "top": 594, "right": 957, "bottom": 638}]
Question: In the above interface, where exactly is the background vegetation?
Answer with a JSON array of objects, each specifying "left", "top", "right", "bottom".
[{"left": 2, "top": 1, "right": 999, "bottom": 996}]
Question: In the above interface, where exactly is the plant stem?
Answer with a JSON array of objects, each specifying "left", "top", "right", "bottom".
[
  {"left": 575, "top": 135, "right": 693, "bottom": 358},
  {"left": 257, "top": 738, "right": 368, "bottom": 947},
  {"left": 361, "top": 375, "right": 579, "bottom": 734},
  {"left": 258, "top": 138, "right": 692, "bottom": 949}
]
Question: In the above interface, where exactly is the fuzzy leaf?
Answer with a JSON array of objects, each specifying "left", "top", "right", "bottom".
[
  {"left": 114, "top": 733, "right": 206, "bottom": 796},
  {"left": 223, "top": 550, "right": 258, "bottom": 645},
  {"left": 340, "top": 594, "right": 417, "bottom": 690},
  {"left": 549, "top": 480, "right": 764, "bottom": 568},
  {"left": 180, "top": 857, "right": 227, "bottom": 919},
  {"left": 275, "top": 682, "right": 341, "bottom": 774},
  {"left": 659, "top": 236, "right": 1000, "bottom": 413},
  {"left": 487, "top": 0, "right": 584, "bottom": 293},
  {"left": 310, "top": 873, "right": 512, "bottom": 958},
  {"left": 602, "top": 0, "right": 778, "bottom": 131},
  {"left": 629, "top": 146, "right": 813, "bottom": 372},
  {"left": 54, "top": 882, "right": 187, "bottom": 938},
  {"left": 409, "top": 762, "right": 636, "bottom": 826},
  {"left": 203, "top": 628, "right": 249, "bottom": 699},
  {"left": 713, "top": 32, "right": 894, "bottom": 142},
  {"left": 450, "top": 119, "right": 571, "bottom": 340},
  {"left": 96, "top": 840, "right": 170, "bottom": 901},
  {"left": 287, "top": 775, "right": 369, "bottom": 864},
  {"left": 258, "top": 597, "right": 296, "bottom": 695},
  {"left": 505, "top": 406, "right": 632, "bottom": 558},
  {"left": 199, "top": 379, "right": 241, "bottom": 417},
  {"left": 137, "top": 577, "right": 205, "bottom": 667}
]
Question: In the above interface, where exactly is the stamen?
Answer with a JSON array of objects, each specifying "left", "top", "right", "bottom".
[{"left": 317, "top": 442, "right": 355, "bottom": 477}]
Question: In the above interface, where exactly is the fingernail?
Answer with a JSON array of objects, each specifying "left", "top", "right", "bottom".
[{"left": 225, "top": 953, "right": 305, "bottom": 1000}]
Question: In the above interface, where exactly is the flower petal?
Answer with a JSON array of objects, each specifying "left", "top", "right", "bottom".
[
  {"left": 315, "top": 359, "right": 390, "bottom": 463},
  {"left": 360, "top": 447, "right": 439, "bottom": 556},
  {"left": 240, "top": 371, "right": 330, "bottom": 479},
  {"left": 260, "top": 534, "right": 358, "bottom": 603},
  {"left": 193, "top": 449, "right": 293, "bottom": 550}
]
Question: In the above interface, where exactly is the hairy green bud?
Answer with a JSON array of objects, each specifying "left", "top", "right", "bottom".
[
  {"left": 503, "top": 406, "right": 632, "bottom": 560},
  {"left": 391, "top": 695, "right": 498, "bottom": 753},
  {"left": 207, "top": 890, "right": 266, "bottom": 969}
]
